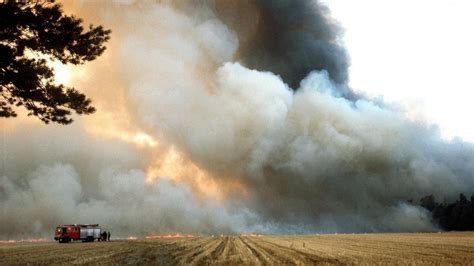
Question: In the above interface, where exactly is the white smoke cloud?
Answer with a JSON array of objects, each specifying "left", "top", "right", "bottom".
[
  {"left": 1, "top": 0, "right": 473, "bottom": 239},
  {"left": 0, "top": 162, "right": 256, "bottom": 239}
]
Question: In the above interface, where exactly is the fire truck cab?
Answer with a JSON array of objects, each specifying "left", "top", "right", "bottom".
[{"left": 54, "top": 224, "right": 102, "bottom": 243}]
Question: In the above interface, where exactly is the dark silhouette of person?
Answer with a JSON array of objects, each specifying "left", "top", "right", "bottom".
[
  {"left": 107, "top": 231, "right": 111, "bottom": 241},
  {"left": 102, "top": 231, "right": 107, "bottom": 241}
]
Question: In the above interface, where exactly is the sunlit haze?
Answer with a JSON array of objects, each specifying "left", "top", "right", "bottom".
[{"left": 324, "top": 0, "right": 474, "bottom": 142}]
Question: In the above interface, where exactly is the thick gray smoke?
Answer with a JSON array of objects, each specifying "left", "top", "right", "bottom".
[
  {"left": 1, "top": 0, "right": 474, "bottom": 239},
  {"left": 214, "top": 0, "right": 350, "bottom": 89},
  {"left": 0, "top": 121, "right": 257, "bottom": 238}
]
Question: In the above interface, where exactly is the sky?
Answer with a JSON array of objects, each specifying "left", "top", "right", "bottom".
[{"left": 323, "top": 0, "right": 474, "bottom": 142}]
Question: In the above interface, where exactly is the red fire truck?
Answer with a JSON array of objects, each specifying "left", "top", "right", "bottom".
[{"left": 54, "top": 224, "right": 103, "bottom": 243}]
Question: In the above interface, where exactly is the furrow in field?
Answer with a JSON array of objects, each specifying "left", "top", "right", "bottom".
[{"left": 245, "top": 236, "right": 342, "bottom": 265}]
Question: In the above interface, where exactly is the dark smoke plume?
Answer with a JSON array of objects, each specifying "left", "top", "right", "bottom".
[{"left": 215, "top": 0, "right": 349, "bottom": 89}]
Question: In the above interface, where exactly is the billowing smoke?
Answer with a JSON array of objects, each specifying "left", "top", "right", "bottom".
[
  {"left": 1, "top": 0, "right": 474, "bottom": 239},
  {"left": 214, "top": 0, "right": 350, "bottom": 89}
]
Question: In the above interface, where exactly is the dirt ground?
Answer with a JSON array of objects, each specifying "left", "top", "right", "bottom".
[{"left": 1, "top": 232, "right": 473, "bottom": 265}]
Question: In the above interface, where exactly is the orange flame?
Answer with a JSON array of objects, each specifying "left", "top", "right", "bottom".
[
  {"left": 0, "top": 240, "right": 16, "bottom": 244},
  {"left": 127, "top": 236, "right": 138, "bottom": 240},
  {"left": 145, "top": 233, "right": 194, "bottom": 239},
  {"left": 0, "top": 238, "right": 52, "bottom": 244}
]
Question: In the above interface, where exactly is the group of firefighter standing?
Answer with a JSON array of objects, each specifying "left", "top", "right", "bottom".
[{"left": 100, "top": 231, "right": 111, "bottom": 241}]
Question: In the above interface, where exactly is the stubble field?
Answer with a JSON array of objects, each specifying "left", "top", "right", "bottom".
[{"left": 1, "top": 232, "right": 473, "bottom": 265}]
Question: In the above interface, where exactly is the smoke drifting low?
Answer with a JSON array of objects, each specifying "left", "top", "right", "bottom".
[{"left": 1, "top": 0, "right": 473, "bottom": 239}]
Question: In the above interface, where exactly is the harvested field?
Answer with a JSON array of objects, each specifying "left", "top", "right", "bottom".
[{"left": 1, "top": 232, "right": 473, "bottom": 265}]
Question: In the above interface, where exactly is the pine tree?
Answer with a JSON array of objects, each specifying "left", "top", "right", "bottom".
[{"left": 0, "top": 0, "right": 110, "bottom": 124}]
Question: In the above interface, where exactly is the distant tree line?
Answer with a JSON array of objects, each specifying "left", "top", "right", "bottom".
[{"left": 419, "top": 194, "right": 474, "bottom": 231}]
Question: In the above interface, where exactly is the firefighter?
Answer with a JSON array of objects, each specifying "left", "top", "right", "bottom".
[
  {"left": 107, "top": 231, "right": 111, "bottom": 241},
  {"left": 102, "top": 231, "right": 107, "bottom": 241}
]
